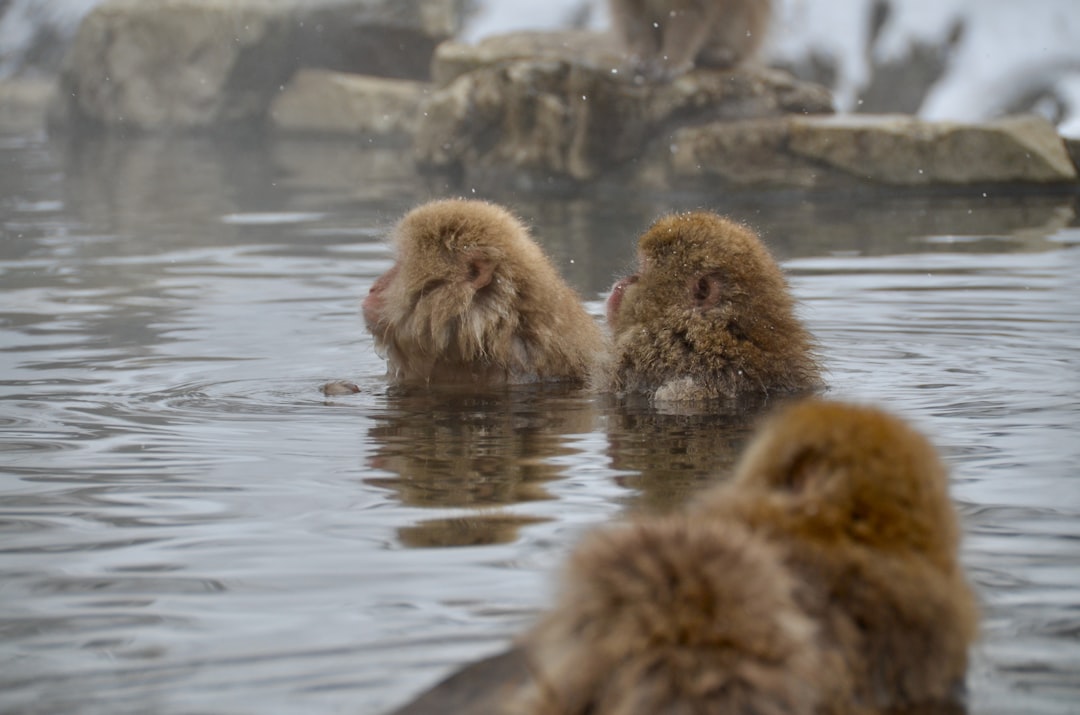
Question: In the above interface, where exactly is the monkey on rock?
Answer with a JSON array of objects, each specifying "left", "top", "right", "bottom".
[{"left": 608, "top": 0, "right": 773, "bottom": 80}]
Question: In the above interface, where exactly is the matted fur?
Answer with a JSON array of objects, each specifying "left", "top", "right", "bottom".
[
  {"left": 698, "top": 400, "right": 979, "bottom": 711},
  {"left": 518, "top": 517, "right": 828, "bottom": 715},
  {"left": 600, "top": 211, "right": 822, "bottom": 402},
  {"left": 364, "top": 200, "right": 607, "bottom": 385},
  {"left": 386, "top": 400, "right": 977, "bottom": 715}
]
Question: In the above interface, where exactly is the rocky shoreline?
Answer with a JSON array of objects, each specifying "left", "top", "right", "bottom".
[{"left": 2, "top": 0, "right": 1077, "bottom": 193}]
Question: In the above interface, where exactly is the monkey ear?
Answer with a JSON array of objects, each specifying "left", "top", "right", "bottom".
[
  {"left": 691, "top": 273, "right": 723, "bottom": 309},
  {"left": 774, "top": 447, "right": 825, "bottom": 493},
  {"left": 465, "top": 252, "right": 496, "bottom": 290}
]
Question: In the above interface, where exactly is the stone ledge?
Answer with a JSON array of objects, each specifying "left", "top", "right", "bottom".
[
  {"left": 269, "top": 69, "right": 428, "bottom": 138},
  {"left": 415, "top": 40, "right": 834, "bottom": 183},
  {"left": 50, "top": 0, "right": 463, "bottom": 133},
  {"left": 431, "top": 30, "right": 625, "bottom": 87},
  {"left": 0, "top": 78, "right": 56, "bottom": 134},
  {"left": 665, "top": 114, "right": 1077, "bottom": 190},
  {"left": 36, "top": 9, "right": 1079, "bottom": 193}
]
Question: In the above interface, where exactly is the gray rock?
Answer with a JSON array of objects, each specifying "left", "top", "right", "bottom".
[
  {"left": 50, "top": 0, "right": 464, "bottom": 133},
  {"left": 665, "top": 118, "right": 819, "bottom": 189},
  {"left": 789, "top": 114, "right": 1077, "bottom": 185},
  {"left": 1063, "top": 135, "right": 1080, "bottom": 175},
  {"left": 269, "top": 69, "right": 428, "bottom": 139},
  {"left": 668, "top": 113, "right": 1077, "bottom": 189},
  {"left": 430, "top": 30, "right": 625, "bottom": 87},
  {"left": 416, "top": 31, "right": 834, "bottom": 184},
  {"left": 0, "top": 77, "right": 55, "bottom": 134}
]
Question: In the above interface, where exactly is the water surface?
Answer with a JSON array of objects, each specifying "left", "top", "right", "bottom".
[{"left": 1, "top": 133, "right": 1078, "bottom": 714}]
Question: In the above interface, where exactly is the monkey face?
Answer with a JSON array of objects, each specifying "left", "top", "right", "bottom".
[
  {"left": 363, "top": 200, "right": 605, "bottom": 385},
  {"left": 603, "top": 211, "right": 820, "bottom": 402},
  {"left": 609, "top": 213, "right": 783, "bottom": 335}
]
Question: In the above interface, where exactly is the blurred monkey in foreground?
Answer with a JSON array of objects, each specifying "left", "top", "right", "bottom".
[
  {"left": 692, "top": 399, "right": 979, "bottom": 713},
  {"left": 518, "top": 515, "right": 827, "bottom": 714},
  {"left": 389, "top": 400, "right": 978, "bottom": 715},
  {"left": 608, "top": 0, "right": 773, "bottom": 79}
]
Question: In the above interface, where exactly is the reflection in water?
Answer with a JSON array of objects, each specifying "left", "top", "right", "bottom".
[
  {"left": 397, "top": 514, "right": 551, "bottom": 549},
  {"left": 0, "top": 134, "right": 1078, "bottom": 714},
  {"left": 365, "top": 387, "right": 596, "bottom": 509},
  {"left": 604, "top": 399, "right": 766, "bottom": 512}
]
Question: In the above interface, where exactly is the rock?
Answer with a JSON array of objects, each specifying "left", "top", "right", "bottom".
[
  {"left": 270, "top": 137, "right": 430, "bottom": 201},
  {"left": 415, "top": 31, "right": 834, "bottom": 185},
  {"left": 665, "top": 118, "right": 819, "bottom": 189},
  {"left": 321, "top": 380, "right": 361, "bottom": 396},
  {"left": 789, "top": 114, "right": 1077, "bottom": 185},
  {"left": 0, "top": 78, "right": 55, "bottom": 134},
  {"left": 668, "top": 113, "right": 1077, "bottom": 189},
  {"left": 270, "top": 69, "right": 428, "bottom": 139},
  {"left": 1063, "top": 135, "right": 1080, "bottom": 175},
  {"left": 430, "top": 30, "right": 625, "bottom": 87},
  {"left": 50, "top": 0, "right": 464, "bottom": 133},
  {"left": 416, "top": 31, "right": 1078, "bottom": 191}
]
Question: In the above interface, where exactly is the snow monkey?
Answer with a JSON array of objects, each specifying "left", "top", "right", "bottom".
[
  {"left": 600, "top": 210, "right": 822, "bottom": 404},
  {"left": 363, "top": 199, "right": 607, "bottom": 386},
  {"left": 608, "top": 0, "right": 773, "bottom": 79},
  {"left": 389, "top": 400, "right": 977, "bottom": 715}
]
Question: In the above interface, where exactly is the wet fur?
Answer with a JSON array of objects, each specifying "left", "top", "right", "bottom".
[
  {"left": 518, "top": 517, "right": 827, "bottom": 715},
  {"left": 387, "top": 401, "right": 978, "bottom": 715},
  {"left": 696, "top": 400, "right": 979, "bottom": 712},
  {"left": 364, "top": 200, "right": 607, "bottom": 385},
  {"left": 601, "top": 211, "right": 822, "bottom": 402}
]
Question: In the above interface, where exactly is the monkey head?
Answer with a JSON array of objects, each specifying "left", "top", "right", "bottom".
[{"left": 604, "top": 211, "right": 821, "bottom": 403}]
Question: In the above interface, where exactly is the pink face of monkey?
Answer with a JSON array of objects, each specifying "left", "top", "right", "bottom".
[
  {"left": 605, "top": 273, "right": 638, "bottom": 328},
  {"left": 362, "top": 265, "right": 398, "bottom": 338}
]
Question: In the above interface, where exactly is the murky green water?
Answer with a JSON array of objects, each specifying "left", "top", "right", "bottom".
[{"left": 1, "top": 133, "right": 1077, "bottom": 714}]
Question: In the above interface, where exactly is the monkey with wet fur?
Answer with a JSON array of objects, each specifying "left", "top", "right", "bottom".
[
  {"left": 363, "top": 199, "right": 607, "bottom": 386},
  {"left": 517, "top": 515, "right": 828, "bottom": 715},
  {"left": 608, "top": 0, "right": 773, "bottom": 80},
  {"left": 389, "top": 400, "right": 977, "bottom": 715},
  {"left": 693, "top": 399, "right": 980, "bottom": 713},
  {"left": 600, "top": 210, "right": 822, "bottom": 404}
]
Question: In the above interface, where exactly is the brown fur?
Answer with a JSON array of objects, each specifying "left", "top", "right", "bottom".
[
  {"left": 697, "top": 400, "right": 979, "bottom": 712},
  {"left": 517, "top": 517, "right": 830, "bottom": 715},
  {"left": 600, "top": 211, "right": 822, "bottom": 403},
  {"left": 363, "top": 199, "right": 607, "bottom": 386},
  {"left": 384, "top": 401, "right": 977, "bottom": 715},
  {"left": 608, "top": 0, "right": 772, "bottom": 79}
]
